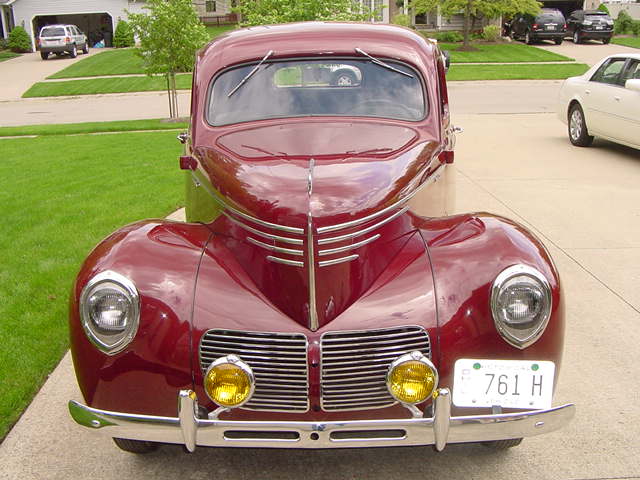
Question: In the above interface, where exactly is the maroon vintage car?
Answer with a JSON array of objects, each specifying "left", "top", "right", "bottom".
[{"left": 68, "top": 22, "right": 574, "bottom": 454}]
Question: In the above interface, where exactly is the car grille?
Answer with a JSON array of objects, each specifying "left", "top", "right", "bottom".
[
  {"left": 198, "top": 326, "right": 431, "bottom": 413},
  {"left": 320, "top": 326, "right": 431, "bottom": 411},
  {"left": 199, "top": 330, "right": 309, "bottom": 412}
]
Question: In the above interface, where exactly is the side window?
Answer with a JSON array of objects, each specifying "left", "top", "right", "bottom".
[
  {"left": 622, "top": 60, "right": 640, "bottom": 83},
  {"left": 590, "top": 59, "right": 627, "bottom": 86}
]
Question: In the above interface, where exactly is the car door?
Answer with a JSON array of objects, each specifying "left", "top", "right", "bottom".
[
  {"left": 583, "top": 57, "right": 628, "bottom": 139},
  {"left": 614, "top": 60, "right": 640, "bottom": 147}
]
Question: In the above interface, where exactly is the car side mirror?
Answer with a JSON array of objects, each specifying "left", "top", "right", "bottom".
[{"left": 625, "top": 79, "right": 640, "bottom": 92}]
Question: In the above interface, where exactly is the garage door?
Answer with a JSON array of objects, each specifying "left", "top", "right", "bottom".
[{"left": 33, "top": 12, "right": 113, "bottom": 48}]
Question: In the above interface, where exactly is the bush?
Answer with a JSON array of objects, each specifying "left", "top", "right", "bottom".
[
  {"left": 391, "top": 14, "right": 411, "bottom": 27},
  {"left": 597, "top": 3, "right": 610, "bottom": 15},
  {"left": 7, "top": 26, "right": 31, "bottom": 53},
  {"left": 632, "top": 20, "right": 640, "bottom": 37},
  {"left": 0, "top": 38, "right": 7, "bottom": 50},
  {"left": 113, "top": 20, "right": 135, "bottom": 48},
  {"left": 614, "top": 10, "right": 634, "bottom": 35},
  {"left": 482, "top": 25, "right": 501, "bottom": 42},
  {"left": 432, "top": 31, "right": 464, "bottom": 43}
]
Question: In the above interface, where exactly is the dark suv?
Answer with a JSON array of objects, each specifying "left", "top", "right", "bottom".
[
  {"left": 567, "top": 10, "right": 614, "bottom": 44},
  {"left": 510, "top": 9, "right": 566, "bottom": 45}
]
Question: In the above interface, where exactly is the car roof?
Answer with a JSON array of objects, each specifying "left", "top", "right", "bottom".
[{"left": 197, "top": 22, "right": 437, "bottom": 72}]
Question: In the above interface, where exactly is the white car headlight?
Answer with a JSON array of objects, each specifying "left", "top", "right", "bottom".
[
  {"left": 490, "top": 265, "right": 552, "bottom": 349},
  {"left": 80, "top": 271, "right": 140, "bottom": 354}
]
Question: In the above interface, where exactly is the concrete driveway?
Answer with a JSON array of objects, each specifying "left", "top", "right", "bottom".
[
  {"left": 534, "top": 38, "right": 639, "bottom": 66},
  {"left": 1, "top": 83, "right": 640, "bottom": 478},
  {"left": 0, "top": 49, "right": 102, "bottom": 101}
]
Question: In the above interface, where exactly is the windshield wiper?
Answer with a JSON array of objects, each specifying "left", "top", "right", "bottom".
[
  {"left": 355, "top": 48, "right": 413, "bottom": 78},
  {"left": 228, "top": 50, "right": 274, "bottom": 98}
]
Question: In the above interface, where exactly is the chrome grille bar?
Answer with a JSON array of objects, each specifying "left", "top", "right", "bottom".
[
  {"left": 224, "top": 212, "right": 304, "bottom": 245},
  {"left": 200, "top": 330, "right": 309, "bottom": 413},
  {"left": 247, "top": 237, "right": 304, "bottom": 256},
  {"left": 318, "top": 206, "right": 410, "bottom": 245},
  {"left": 318, "top": 235, "right": 380, "bottom": 256},
  {"left": 319, "top": 255, "right": 359, "bottom": 268},
  {"left": 321, "top": 326, "right": 430, "bottom": 412}
]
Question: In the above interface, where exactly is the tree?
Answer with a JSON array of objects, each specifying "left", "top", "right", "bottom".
[
  {"left": 411, "top": 0, "right": 541, "bottom": 49},
  {"left": 8, "top": 26, "right": 32, "bottom": 53},
  {"left": 113, "top": 19, "right": 135, "bottom": 48},
  {"left": 128, "top": 0, "right": 209, "bottom": 118},
  {"left": 236, "top": 0, "right": 381, "bottom": 26}
]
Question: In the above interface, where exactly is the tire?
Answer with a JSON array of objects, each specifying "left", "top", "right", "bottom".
[
  {"left": 568, "top": 103, "right": 594, "bottom": 147},
  {"left": 69, "top": 45, "right": 77, "bottom": 58},
  {"left": 482, "top": 438, "right": 523, "bottom": 450},
  {"left": 554, "top": 37, "right": 563, "bottom": 45},
  {"left": 603, "top": 37, "right": 611, "bottom": 44},
  {"left": 510, "top": 30, "right": 517, "bottom": 41},
  {"left": 82, "top": 42, "right": 89, "bottom": 54},
  {"left": 40, "top": 51, "right": 48, "bottom": 60},
  {"left": 525, "top": 31, "right": 533, "bottom": 45},
  {"left": 331, "top": 70, "right": 357, "bottom": 86},
  {"left": 113, "top": 438, "right": 159, "bottom": 454},
  {"left": 573, "top": 30, "right": 581, "bottom": 44}
]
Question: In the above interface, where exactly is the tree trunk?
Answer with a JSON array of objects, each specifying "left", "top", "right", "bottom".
[
  {"left": 463, "top": 0, "right": 472, "bottom": 49},
  {"left": 166, "top": 71, "right": 179, "bottom": 119}
]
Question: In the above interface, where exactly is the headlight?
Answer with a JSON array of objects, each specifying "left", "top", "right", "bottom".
[
  {"left": 582, "top": 20, "right": 592, "bottom": 25},
  {"left": 204, "top": 355, "right": 255, "bottom": 408},
  {"left": 386, "top": 352, "right": 438, "bottom": 404},
  {"left": 79, "top": 271, "right": 140, "bottom": 354},
  {"left": 490, "top": 265, "right": 552, "bottom": 349}
]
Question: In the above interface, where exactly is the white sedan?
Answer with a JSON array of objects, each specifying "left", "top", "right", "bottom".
[{"left": 558, "top": 53, "right": 640, "bottom": 150}]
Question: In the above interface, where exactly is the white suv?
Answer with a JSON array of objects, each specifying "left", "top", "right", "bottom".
[{"left": 38, "top": 24, "right": 89, "bottom": 60}]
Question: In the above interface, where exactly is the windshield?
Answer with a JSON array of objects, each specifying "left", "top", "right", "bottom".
[
  {"left": 41, "top": 27, "right": 66, "bottom": 37},
  {"left": 207, "top": 58, "right": 426, "bottom": 126},
  {"left": 536, "top": 12, "right": 564, "bottom": 22}
]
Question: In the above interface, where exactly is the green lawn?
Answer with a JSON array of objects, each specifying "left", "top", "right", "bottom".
[
  {"left": 447, "top": 63, "right": 589, "bottom": 81},
  {"left": 0, "top": 130, "right": 183, "bottom": 440},
  {"left": 0, "top": 119, "right": 188, "bottom": 138},
  {"left": 0, "top": 51, "right": 20, "bottom": 62},
  {"left": 23, "top": 74, "right": 192, "bottom": 98},
  {"left": 48, "top": 48, "right": 144, "bottom": 79},
  {"left": 611, "top": 36, "right": 640, "bottom": 49},
  {"left": 205, "top": 24, "right": 237, "bottom": 38},
  {"left": 440, "top": 43, "right": 574, "bottom": 63}
]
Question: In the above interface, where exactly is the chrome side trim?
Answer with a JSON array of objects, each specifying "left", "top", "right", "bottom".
[
  {"left": 69, "top": 390, "right": 576, "bottom": 450},
  {"left": 317, "top": 162, "right": 446, "bottom": 234},
  {"left": 246, "top": 237, "right": 304, "bottom": 256},
  {"left": 318, "top": 206, "right": 410, "bottom": 245},
  {"left": 318, "top": 234, "right": 380, "bottom": 256},
  {"left": 319, "top": 255, "right": 359, "bottom": 267},
  {"left": 267, "top": 256, "right": 304, "bottom": 267},
  {"left": 190, "top": 171, "right": 304, "bottom": 234},
  {"left": 223, "top": 212, "right": 304, "bottom": 245}
]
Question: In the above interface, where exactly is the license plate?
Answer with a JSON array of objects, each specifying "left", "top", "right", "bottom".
[
  {"left": 546, "top": 25, "right": 555, "bottom": 30},
  {"left": 596, "top": 26, "right": 603, "bottom": 30},
  {"left": 453, "top": 359, "right": 555, "bottom": 409}
]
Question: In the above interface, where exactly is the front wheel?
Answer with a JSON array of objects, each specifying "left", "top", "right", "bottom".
[
  {"left": 525, "top": 31, "right": 533, "bottom": 45},
  {"left": 603, "top": 37, "right": 611, "bottom": 44},
  {"left": 40, "top": 51, "right": 48, "bottom": 60},
  {"left": 82, "top": 42, "right": 89, "bottom": 54},
  {"left": 69, "top": 45, "right": 77, "bottom": 58},
  {"left": 113, "top": 438, "right": 159, "bottom": 454},
  {"left": 555, "top": 37, "right": 563, "bottom": 45},
  {"left": 573, "top": 31, "right": 581, "bottom": 44},
  {"left": 568, "top": 104, "right": 594, "bottom": 147},
  {"left": 482, "top": 438, "right": 523, "bottom": 450}
]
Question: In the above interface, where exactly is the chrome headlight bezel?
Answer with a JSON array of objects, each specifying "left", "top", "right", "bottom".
[
  {"left": 79, "top": 271, "right": 140, "bottom": 355},
  {"left": 490, "top": 265, "right": 553, "bottom": 350}
]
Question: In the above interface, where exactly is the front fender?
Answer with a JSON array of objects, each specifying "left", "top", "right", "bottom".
[
  {"left": 69, "top": 220, "right": 212, "bottom": 416},
  {"left": 418, "top": 213, "right": 564, "bottom": 391}
]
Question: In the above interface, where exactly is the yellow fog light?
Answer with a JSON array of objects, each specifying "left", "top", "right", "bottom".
[
  {"left": 204, "top": 355, "right": 254, "bottom": 408},
  {"left": 386, "top": 352, "right": 438, "bottom": 404}
]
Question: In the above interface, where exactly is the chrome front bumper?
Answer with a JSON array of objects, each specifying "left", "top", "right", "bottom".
[{"left": 69, "top": 389, "right": 575, "bottom": 452}]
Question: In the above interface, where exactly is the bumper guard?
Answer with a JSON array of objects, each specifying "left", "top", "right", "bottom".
[{"left": 68, "top": 388, "right": 575, "bottom": 452}]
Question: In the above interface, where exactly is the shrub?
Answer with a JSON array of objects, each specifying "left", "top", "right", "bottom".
[
  {"left": 433, "top": 31, "right": 463, "bottom": 43},
  {"left": 0, "top": 38, "right": 7, "bottom": 50},
  {"left": 7, "top": 26, "right": 31, "bottom": 53},
  {"left": 614, "top": 10, "right": 634, "bottom": 35},
  {"left": 597, "top": 3, "right": 610, "bottom": 15},
  {"left": 482, "top": 25, "right": 501, "bottom": 42},
  {"left": 392, "top": 13, "right": 411, "bottom": 27},
  {"left": 632, "top": 20, "right": 640, "bottom": 37},
  {"left": 113, "top": 20, "right": 135, "bottom": 48}
]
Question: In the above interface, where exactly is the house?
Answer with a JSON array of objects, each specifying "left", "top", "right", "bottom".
[{"left": 0, "top": 0, "right": 148, "bottom": 51}]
